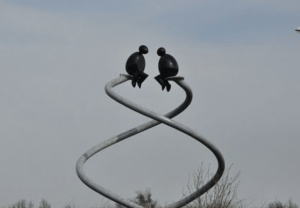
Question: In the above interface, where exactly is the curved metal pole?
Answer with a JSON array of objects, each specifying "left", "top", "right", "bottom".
[
  {"left": 76, "top": 74, "right": 225, "bottom": 208},
  {"left": 77, "top": 74, "right": 193, "bottom": 208}
]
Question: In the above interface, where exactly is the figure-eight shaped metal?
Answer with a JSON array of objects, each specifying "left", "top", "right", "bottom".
[{"left": 76, "top": 74, "right": 225, "bottom": 208}]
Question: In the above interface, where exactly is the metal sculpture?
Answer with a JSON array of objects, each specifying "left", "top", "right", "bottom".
[
  {"left": 76, "top": 46, "right": 225, "bottom": 208},
  {"left": 155, "top": 47, "right": 179, "bottom": 92},
  {"left": 125, "top": 45, "right": 149, "bottom": 88}
]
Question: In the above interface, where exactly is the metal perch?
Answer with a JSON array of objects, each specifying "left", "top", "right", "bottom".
[{"left": 76, "top": 73, "right": 225, "bottom": 208}]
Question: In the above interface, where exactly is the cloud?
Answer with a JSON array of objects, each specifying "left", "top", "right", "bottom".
[{"left": 0, "top": 1, "right": 300, "bottom": 207}]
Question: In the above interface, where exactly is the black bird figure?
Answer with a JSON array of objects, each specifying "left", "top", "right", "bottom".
[
  {"left": 155, "top": 47, "right": 179, "bottom": 91},
  {"left": 125, "top": 45, "right": 149, "bottom": 88}
]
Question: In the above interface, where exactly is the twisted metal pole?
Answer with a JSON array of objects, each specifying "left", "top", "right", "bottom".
[{"left": 76, "top": 74, "right": 225, "bottom": 208}]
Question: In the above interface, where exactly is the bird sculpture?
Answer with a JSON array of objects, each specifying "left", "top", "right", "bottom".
[
  {"left": 125, "top": 45, "right": 149, "bottom": 88},
  {"left": 155, "top": 47, "right": 179, "bottom": 91}
]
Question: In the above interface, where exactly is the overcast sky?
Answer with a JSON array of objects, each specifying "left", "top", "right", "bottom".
[{"left": 0, "top": 1, "right": 299, "bottom": 208}]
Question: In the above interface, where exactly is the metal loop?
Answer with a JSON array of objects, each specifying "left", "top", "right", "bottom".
[{"left": 76, "top": 74, "right": 225, "bottom": 208}]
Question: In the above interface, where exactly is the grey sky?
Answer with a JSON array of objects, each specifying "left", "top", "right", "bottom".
[{"left": 0, "top": 1, "right": 299, "bottom": 207}]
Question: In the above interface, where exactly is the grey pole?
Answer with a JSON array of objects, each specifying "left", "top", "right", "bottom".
[{"left": 76, "top": 74, "right": 225, "bottom": 208}]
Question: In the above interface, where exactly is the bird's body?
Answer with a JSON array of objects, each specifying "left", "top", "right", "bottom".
[
  {"left": 155, "top": 47, "right": 179, "bottom": 91},
  {"left": 125, "top": 45, "right": 149, "bottom": 88}
]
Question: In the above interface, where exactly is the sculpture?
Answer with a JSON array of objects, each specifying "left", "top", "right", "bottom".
[{"left": 76, "top": 45, "right": 225, "bottom": 208}]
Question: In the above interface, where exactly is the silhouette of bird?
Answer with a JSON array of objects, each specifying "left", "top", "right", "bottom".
[
  {"left": 155, "top": 47, "right": 179, "bottom": 91},
  {"left": 125, "top": 45, "right": 149, "bottom": 88}
]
